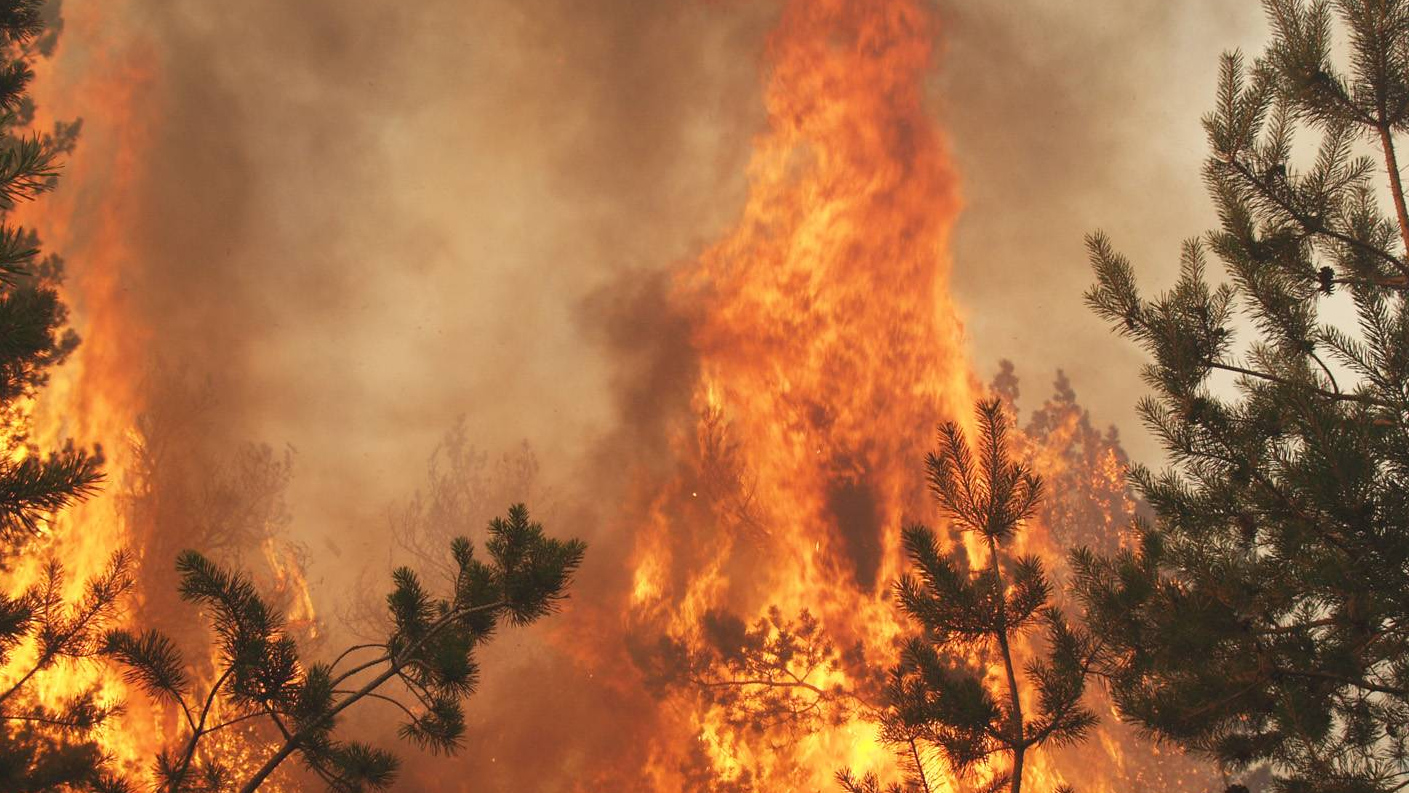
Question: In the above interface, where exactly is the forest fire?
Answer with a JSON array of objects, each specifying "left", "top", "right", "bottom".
[
  {"left": 3, "top": 1, "right": 163, "bottom": 777},
  {"left": 579, "top": 1, "right": 1209, "bottom": 789},
  {"left": 14, "top": 0, "right": 1386, "bottom": 791},
  {"left": 3, "top": 6, "right": 318, "bottom": 787},
  {"left": 6, "top": 0, "right": 1127, "bottom": 789}
]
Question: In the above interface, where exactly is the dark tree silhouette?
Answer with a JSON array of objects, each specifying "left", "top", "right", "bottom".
[
  {"left": 108, "top": 504, "right": 584, "bottom": 793},
  {"left": 838, "top": 399, "right": 1096, "bottom": 793}
]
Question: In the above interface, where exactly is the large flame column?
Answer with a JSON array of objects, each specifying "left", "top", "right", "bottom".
[{"left": 629, "top": 0, "right": 979, "bottom": 788}]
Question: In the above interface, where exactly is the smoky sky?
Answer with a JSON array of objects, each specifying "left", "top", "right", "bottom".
[
  {"left": 937, "top": 0, "right": 1267, "bottom": 461},
  {"left": 36, "top": 0, "right": 775, "bottom": 562},
  {"left": 36, "top": 0, "right": 1277, "bottom": 787},
  {"left": 41, "top": 0, "right": 1270, "bottom": 568}
]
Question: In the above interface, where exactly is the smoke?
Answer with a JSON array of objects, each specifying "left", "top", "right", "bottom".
[
  {"left": 29, "top": 0, "right": 1277, "bottom": 788},
  {"left": 33, "top": 0, "right": 778, "bottom": 787},
  {"left": 33, "top": 0, "right": 775, "bottom": 563},
  {"left": 936, "top": 0, "right": 1267, "bottom": 460}
]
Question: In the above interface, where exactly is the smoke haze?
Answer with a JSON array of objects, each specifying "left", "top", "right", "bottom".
[{"left": 938, "top": 1, "right": 1267, "bottom": 460}]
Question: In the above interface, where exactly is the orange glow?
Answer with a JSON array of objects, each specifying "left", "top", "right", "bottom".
[
  {"left": 0, "top": 2, "right": 164, "bottom": 776},
  {"left": 617, "top": 0, "right": 980, "bottom": 787},
  {"left": 4, "top": 6, "right": 314, "bottom": 786}
]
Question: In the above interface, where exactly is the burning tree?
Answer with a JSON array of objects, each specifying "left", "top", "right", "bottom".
[
  {"left": 0, "top": 0, "right": 94, "bottom": 559},
  {"left": 107, "top": 503, "right": 584, "bottom": 793},
  {"left": 1077, "top": 1, "right": 1409, "bottom": 790},
  {"left": 838, "top": 399, "right": 1097, "bottom": 793},
  {"left": 0, "top": 1, "right": 122, "bottom": 790},
  {"left": 0, "top": 550, "right": 131, "bottom": 793},
  {"left": 643, "top": 372, "right": 1215, "bottom": 793}
]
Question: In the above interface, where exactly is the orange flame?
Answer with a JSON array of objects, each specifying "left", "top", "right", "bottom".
[
  {"left": 608, "top": 1, "right": 1211, "bottom": 790},
  {"left": 624, "top": 0, "right": 980, "bottom": 788},
  {"left": 6, "top": 7, "right": 316, "bottom": 786},
  {"left": 0, "top": 3, "right": 166, "bottom": 775}
]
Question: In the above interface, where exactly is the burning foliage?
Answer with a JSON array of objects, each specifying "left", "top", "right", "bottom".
[{"left": 638, "top": 376, "right": 1214, "bottom": 793}]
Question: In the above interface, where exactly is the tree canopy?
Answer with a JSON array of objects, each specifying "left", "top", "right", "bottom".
[
  {"left": 1077, "top": 2, "right": 1409, "bottom": 790},
  {"left": 109, "top": 504, "right": 584, "bottom": 793}
]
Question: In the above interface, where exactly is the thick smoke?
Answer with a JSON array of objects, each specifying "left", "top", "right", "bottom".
[
  {"left": 31, "top": 0, "right": 1275, "bottom": 788},
  {"left": 36, "top": 0, "right": 775, "bottom": 575},
  {"left": 937, "top": 1, "right": 1267, "bottom": 461}
]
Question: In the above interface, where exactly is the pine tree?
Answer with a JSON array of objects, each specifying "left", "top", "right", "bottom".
[
  {"left": 0, "top": 1, "right": 119, "bottom": 790},
  {"left": 0, "top": 550, "right": 133, "bottom": 793},
  {"left": 1077, "top": 2, "right": 1409, "bottom": 790},
  {"left": 107, "top": 503, "right": 584, "bottom": 793},
  {"left": 839, "top": 399, "right": 1097, "bottom": 793},
  {"left": 0, "top": 0, "right": 96, "bottom": 557}
]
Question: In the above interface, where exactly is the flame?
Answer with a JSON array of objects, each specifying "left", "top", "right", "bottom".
[
  {"left": 0, "top": 2, "right": 165, "bottom": 776},
  {"left": 609, "top": 2, "right": 1209, "bottom": 791},
  {"left": 2, "top": 6, "right": 315, "bottom": 787},
  {"left": 620, "top": 0, "right": 980, "bottom": 788}
]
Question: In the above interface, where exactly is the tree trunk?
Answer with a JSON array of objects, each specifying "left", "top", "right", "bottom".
[
  {"left": 1010, "top": 745, "right": 1026, "bottom": 793},
  {"left": 989, "top": 540, "right": 1026, "bottom": 793},
  {"left": 1377, "top": 124, "right": 1409, "bottom": 269}
]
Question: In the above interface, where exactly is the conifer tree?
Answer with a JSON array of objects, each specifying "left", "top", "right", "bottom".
[
  {"left": 0, "top": 0, "right": 96, "bottom": 556},
  {"left": 1077, "top": 2, "right": 1409, "bottom": 790},
  {"left": 0, "top": 550, "right": 133, "bottom": 793},
  {"left": 839, "top": 400, "right": 1096, "bottom": 793},
  {"left": 107, "top": 503, "right": 584, "bottom": 793},
  {"left": 646, "top": 373, "right": 1207, "bottom": 792},
  {"left": 0, "top": 1, "right": 118, "bottom": 789}
]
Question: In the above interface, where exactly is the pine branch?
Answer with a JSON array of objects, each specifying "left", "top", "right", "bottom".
[
  {"left": 328, "top": 642, "right": 383, "bottom": 674},
  {"left": 686, "top": 675, "right": 872, "bottom": 711},
  {"left": 1206, "top": 358, "right": 1395, "bottom": 407},
  {"left": 1375, "top": 124, "right": 1409, "bottom": 257},
  {"left": 234, "top": 598, "right": 506, "bottom": 793},
  {"left": 0, "top": 446, "right": 103, "bottom": 542},
  {"left": 907, "top": 738, "right": 934, "bottom": 793},
  {"left": 1272, "top": 666, "right": 1406, "bottom": 697},
  {"left": 1225, "top": 156, "right": 1409, "bottom": 280},
  {"left": 332, "top": 689, "right": 420, "bottom": 723},
  {"left": 201, "top": 710, "right": 267, "bottom": 735},
  {"left": 986, "top": 539, "right": 1028, "bottom": 792},
  {"left": 165, "top": 665, "right": 234, "bottom": 792},
  {"left": 0, "top": 550, "right": 133, "bottom": 706}
]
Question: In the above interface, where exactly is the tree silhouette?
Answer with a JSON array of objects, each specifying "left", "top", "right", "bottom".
[
  {"left": 839, "top": 399, "right": 1096, "bottom": 793},
  {"left": 108, "top": 504, "right": 584, "bottom": 793}
]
